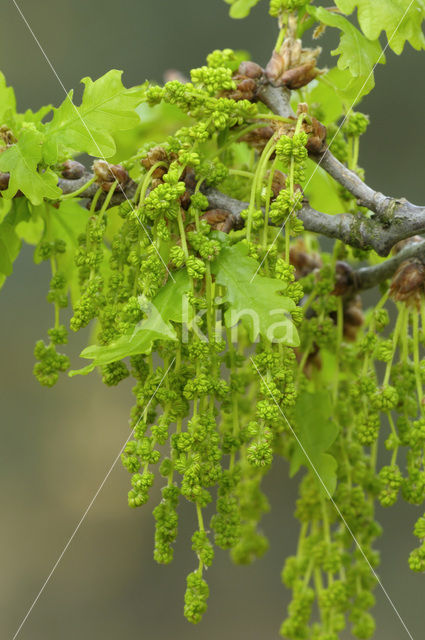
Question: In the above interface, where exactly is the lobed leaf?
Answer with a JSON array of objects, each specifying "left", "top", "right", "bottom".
[
  {"left": 290, "top": 390, "right": 339, "bottom": 495},
  {"left": 335, "top": 0, "right": 425, "bottom": 54},
  {"left": 310, "top": 7, "right": 384, "bottom": 78},
  {"left": 45, "top": 70, "right": 146, "bottom": 160},
  {"left": 0, "top": 130, "right": 61, "bottom": 205},
  {"left": 73, "top": 269, "right": 193, "bottom": 372},
  {"left": 224, "top": 0, "right": 263, "bottom": 18},
  {"left": 211, "top": 241, "right": 299, "bottom": 346}
]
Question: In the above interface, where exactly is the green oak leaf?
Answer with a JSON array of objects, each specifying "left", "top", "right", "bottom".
[
  {"left": 310, "top": 7, "right": 384, "bottom": 77},
  {"left": 304, "top": 159, "right": 346, "bottom": 214},
  {"left": 45, "top": 70, "right": 145, "bottom": 160},
  {"left": 316, "top": 67, "right": 375, "bottom": 106},
  {"left": 0, "top": 72, "right": 16, "bottom": 123},
  {"left": 335, "top": 0, "right": 425, "bottom": 54},
  {"left": 71, "top": 269, "right": 192, "bottom": 374},
  {"left": 224, "top": 0, "right": 262, "bottom": 18},
  {"left": 0, "top": 199, "right": 32, "bottom": 287},
  {"left": 211, "top": 242, "right": 299, "bottom": 346},
  {"left": 290, "top": 390, "right": 338, "bottom": 495},
  {"left": 44, "top": 200, "right": 89, "bottom": 303},
  {"left": 304, "top": 66, "right": 375, "bottom": 122},
  {"left": 0, "top": 222, "right": 20, "bottom": 278},
  {"left": 0, "top": 129, "right": 61, "bottom": 205}
]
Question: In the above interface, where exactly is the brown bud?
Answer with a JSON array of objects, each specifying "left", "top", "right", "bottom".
[
  {"left": 389, "top": 259, "right": 425, "bottom": 305},
  {"left": 152, "top": 166, "right": 167, "bottom": 180},
  {"left": 391, "top": 236, "right": 423, "bottom": 255},
  {"left": 141, "top": 146, "right": 169, "bottom": 170},
  {"left": 238, "top": 61, "right": 263, "bottom": 79},
  {"left": 344, "top": 303, "right": 364, "bottom": 328},
  {"left": 296, "top": 344, "right": 322, "bottom": 378},
  {"left": 266, "top": 37, "right": 322, "bottom": 90},
  {"left": 265, "top": 50, "right": 285, "bottom": 86},
  {"left": 237, "top": 77, "right": 257, "bottom": 94},
  {"left": 289, "top": 239, "right": 322, "bottom": 279},
  {"left": 93, "top": 160, "right": 129, "bottom": 187},
  {"left": 180, "top": 190, "right": 191, "bottom": 210},
  {"left": 280, "top": 60, "right": 319, "bottom": 90},
  {"left": 269, "top": 169, "right": 287, "bottom": 198},
  {"left": 0, "top": 125, "right": 17, "bottom": 145},
  {"left": 343, "top": 296, "right": 364, "bottom": 336},
  {"left": 239, "top": 126, "right": 274, "bottom": 153},
  {"left": 201, "top": 209, "right": 234, "bottom": 233},
  {"left": 224, "top": 73, "right": 258, "bottom": 102},
  {"left": 306, "top": 117, "right": 327, "bottom": 154},
  {"left": 0, "top": 171, "right": 10, "bottom": 190},
  {"left": 182, "top": 166, "right": 197, "bottom": 193},
  {"left": 61, "top": 159, "right": 85, "bottom": 180},
  {"left": 332, "top": 261, "right": 355, "bottom": 296}
]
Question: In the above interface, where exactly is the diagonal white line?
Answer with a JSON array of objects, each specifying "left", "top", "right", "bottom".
[
  {"left": 11, "top": 358, "right": 175, "bottom": 640},
  {"left": 11, "top": 0, "right": 175, "bottom": 282},
  {"left": 250, "top": 0, "right": 417, "bottom": 282},
  {"left": 250, "top": 357, "right": 415, "bottom": 640}
]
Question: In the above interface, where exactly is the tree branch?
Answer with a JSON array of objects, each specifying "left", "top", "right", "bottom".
[
  {"left": 204, "top": 188, "right": 425, "bottom": 257},
  {"left": 353, "top": 239, "right": 425, "bottom": 290},
  {"left": 310, "top": 148, "right": 392, "bottom": 216},
  {"left": 256, "top": 82, "right": 295, "bottom": 119},
  {"left": 57, "top": 171, "right": 137, "bottom": 205}
]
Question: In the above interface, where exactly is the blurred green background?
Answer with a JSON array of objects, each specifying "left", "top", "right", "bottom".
[{"left": 1, "top": 1, "right": 424, "bottom": 638}]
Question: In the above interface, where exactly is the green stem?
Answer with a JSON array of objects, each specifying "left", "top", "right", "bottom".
[
  {"left": 333, "top": 296, "right": 344, "bottom": 403},
  {"left": 383, "top": 307, "right": 404, "bottom": 386},
  {"left": 177, "top": 209, "right": 189, "bottom": 258},
  {"left": 352, "top": 136, "right": 360, "bottom": 171},
  {"left": 274, "top": 24, "right": 286, "bottom": 51},
  {"left": 296, "top": 340, "right": 312, "bottom": 387},
  {"left": 98, "top": 180, "right": 118, "bottom": 215},
  {"left": 250, "top": 113, "right": 292, "bottom": 124},
  {"left": 412, "top": 309, "right": 425, "bottom": 417},
  {"left": 59, "top": 176, "right": 97, "bottom": 200},
  {"left": 262, "top": 157, "right": 278, "bottom": 250},
  {"left": 229, "top": 169, "right": 255, "bottom": 179},
  {"left": 196, "top": 502, "right": 205, "bottom": 532},
  {"left": 137, "top": 161, "right": 168, "bottom": 206}
]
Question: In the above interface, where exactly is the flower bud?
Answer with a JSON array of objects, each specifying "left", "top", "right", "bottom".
[
  {"left": 141, "top": 145, "right": 169, "bottom": 171},
  {"left": 332, "top": 261, "right": 355, "bottom": 296},
  {"left": 201, "top": 209, "right": 234, "bottom": 233},
  {"left": 93, "top": 160, "right": 129, "bottom": 189},
  {"left": 266, "top": 37, "right": 321, "bottom": 89},
  {"left": 390, "top": 259, "right": 425, "bottom": 305},
  {"left": 61, "top": 159, "right": 85, "bottom": 180},
  {"left": 238, "top": 61, "right": 263, "bottom": 78},
  {"left": 0, "top": 171, "right": 10, "bottom": 190}
]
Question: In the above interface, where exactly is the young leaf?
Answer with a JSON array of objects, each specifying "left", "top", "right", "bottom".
[
  {"left": 227, "top": 0, "right": 262, "bottom": 19},
  {"left": 304, "top": 159, "right": 346, "bottom": 214},
  {"left": 45, "top": 70, "right": 145, "bottom": 160},
  {"left": 0, "top": 130, "right": 61, "bottom": 205},
  {"left": 0, "top": 72, "right": 16, "bottom": 123},
  {"left": 335, "top": 0, "right": 425, "bottom": 54},
  {"left": 72, "top": 269, "right": 192, "bottom": 372},
  {"left": 315, "top": 67, "right": 375, "bottom": 106},
  {"left": 0, "top": 222, "right": 20, "bottom": 278},
  {"left": 44, "top": 200, "right": 89, "bottom": 302},
  {"left": 0, "top": 199, "right": 31, "bottom": 287},
  {"left": 211, "top": 242, "right": 299, "bottom": 346},
  {"left": 310, "top": 7, "right": 384, "bottom": 77},
  {"left": 290, "top": 390, "right": 338, "bottom": 495}
]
